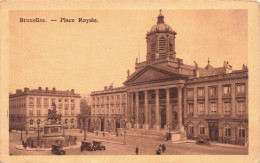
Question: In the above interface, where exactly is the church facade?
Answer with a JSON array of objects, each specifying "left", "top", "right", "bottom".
[{"left": 90, "top": 11, "right": 248, "bottom": 145}]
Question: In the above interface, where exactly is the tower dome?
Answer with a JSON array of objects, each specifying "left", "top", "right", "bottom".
[
  {"left": 146, "top": 10, "right": 177, "bottom": 61},
  {"left": 150, "top": 12, "right": 174, "bottom": 33}
]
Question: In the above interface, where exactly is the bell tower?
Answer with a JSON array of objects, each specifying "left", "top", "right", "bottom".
[{"left": 146, "top": 10, "right": 177, "bottom": 61}]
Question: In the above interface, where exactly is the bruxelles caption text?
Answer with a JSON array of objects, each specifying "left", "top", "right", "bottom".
[{"left": 19, "top": 17, "right": 98, "bottom": 23}]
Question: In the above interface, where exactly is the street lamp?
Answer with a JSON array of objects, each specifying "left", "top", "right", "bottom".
[
  {"left": 83, "top": 119, "right": 87, "bottom": 141},
  {"left": 37, "top": 123, "right": 40, "bottom": 148},
  {"left": 63, "top": 122, "right": 65, "bottom": 137},
  {"left": 124, "top": 126, "right": 126, "bottom": 145}
]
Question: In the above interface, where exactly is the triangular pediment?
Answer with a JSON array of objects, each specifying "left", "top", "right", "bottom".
[{"left": 124, "top": 65, "right": 185, "bottom": 86}]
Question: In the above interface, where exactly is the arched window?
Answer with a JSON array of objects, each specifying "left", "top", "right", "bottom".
[
  {"left": 71, "top": 119, "right": 74, "bottom": 124},
  {"left": 224, "top": 123, "right": 231, "bottom": 137},
  {"left": 30, "top": 119, "right": 34, "bottom": 126},
  {"left": 238, "top": 124, "right": 245, "bottom": 138},
  {"left": 199, "top": 123, "right": 205, "bottom": 135},
  {"left": 37, "top": 119, "right": 41, "bottom": 125},
  {"left": 188, "top": 123, "right": 194, "bottom": 135}
]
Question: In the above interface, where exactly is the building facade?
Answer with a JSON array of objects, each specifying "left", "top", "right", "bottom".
[
  {"left": 9, "top": 87, "right": 81, "bottom": 131},
  {"left": 90, "top": 11, "right": 248, "bottom": 145},
  {"left": 90, "top": 85, "right": 127, "bottom": 132}
]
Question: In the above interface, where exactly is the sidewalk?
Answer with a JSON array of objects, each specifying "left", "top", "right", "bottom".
[
  {"left": 16, "top": 142, "right": 81, "bottom": 151},
  {"left": 169, "top": 139, "right": 247, "bottom": 149}
]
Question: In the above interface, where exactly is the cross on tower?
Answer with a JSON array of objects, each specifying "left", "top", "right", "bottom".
[{"left": 159, "top": 9, "right": 162, "bottom": 15}]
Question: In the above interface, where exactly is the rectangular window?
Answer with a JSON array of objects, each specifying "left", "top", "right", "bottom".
[
  {"left": 29, "top": 110, "right": 33, "bottom": 116},
  {"left": 223, "top": 102, "right": 231, "bottom": 115},
  {"left": 58, "top": 98, "right": 62, "bottom": 102},
  {"left": 209, "top": 87, "right": 217, "bottom": 96},
  {"left": 236, "top": 84, "right": 245, "bottom": 94},
  {"left": 239, "top": 128, "right": 245, "bottom": 138},
  {"left": 198, "top": 103, "right": 205, "bottom": 115},
  {"left": 65, "top": 104, "right": 69, "bottom": 110},
  {"left": 71, "top": 99, "right": 75, "bottom": 103},
  {"left": 29, "top": 97, "right": 34, "bottom": 104},
  {"left": 37, "top": 98, "right": 41, "bottom": 104},
  {"left": 225, "top": 127, "right": 231, "bottom": 136},
  {"left": 37, "top": 110, "right": 41, "bottom": 116},
  {"left": 200, "top": 127, "right": 205, "bottom": 135},
  {"left": 187, "top": 89, "right": 194, "bottom": 98},
  {"left": 51, "top": 98, "right": 55, "bottom": 104},
  {"left": 210, "top": 102, "right": 217, "bottom": 114},
  {"left": 65, "top": 99, "right": 68, "bottom": 102},
  {"left": 197, "top": 87, "right": 205, "bottom": 97},
  {"left": 58, "top": 104, "right": 63, "bottom": 109},
  {"left": 237, "top": 101, "right": 245, "bottom": 115},
  {"left": 223, "top": 85, "right": 231, "bottom": 95},
  {"left": 71, "top": 104, "right": 75, "bottom": 110},
  {"left": 188, "top": 103, "right": 194, "bottom": 115}
]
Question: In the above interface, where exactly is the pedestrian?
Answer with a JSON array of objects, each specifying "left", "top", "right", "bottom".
[
  {"left": 135, "top": 146, "right": 139, "bottom": 155},
  {"left": 162, "top": 144, "right": 166, "bottom": 152},
  {"left": 24, "top": 142, "right": 27, "bottom": 149}
]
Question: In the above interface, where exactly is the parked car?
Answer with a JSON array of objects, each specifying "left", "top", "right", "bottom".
[
  {"left": 80, "top": 141, "right": 96, "bottom": 152},
  {"left": 196, "top": 136, "right": 212, "bottom": 146},
  {"left": 93, "top": 140, "right": 106, "bottom": 150},
  {"left": 51, "top": 144, "right": 66, "bottom": 155}
]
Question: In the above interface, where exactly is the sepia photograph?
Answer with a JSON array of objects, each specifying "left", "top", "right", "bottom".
[{"left": 1, "top": 0, "right": 259, "bottom": 163}]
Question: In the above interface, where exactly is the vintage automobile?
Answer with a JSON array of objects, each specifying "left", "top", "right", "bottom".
[
  {"left": 196, "top": 136, "right": 212, "bottom": 146},
  {"left": 80, "top": 141, "right": 96, "bottom": 152},
  {"left": 51, "top": 144, "right": 66, "bottom": 155},
  {"left": 93, "top": 140, "right": 106, "bottom": 150}
]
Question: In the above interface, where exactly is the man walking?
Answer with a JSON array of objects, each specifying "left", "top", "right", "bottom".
[{"left": 135, "top": 146, "right": 139, "bottom": 155}]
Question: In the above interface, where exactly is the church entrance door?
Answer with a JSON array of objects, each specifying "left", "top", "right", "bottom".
[{"left": 161, "top": 108, "right": 166, "bottom": 129}]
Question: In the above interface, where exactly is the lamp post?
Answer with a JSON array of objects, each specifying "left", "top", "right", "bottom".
[
  {"left": 124, "top": 126, "right": 126, "bottom": 145},
  {"left": 83, "top": 119, "right": 87, "bottom": 141},
  {"left": 63, "top": 122, "right": 65, "bottom": 137},
  {"left": 37, "top": 123, "right": 40, "bottom": 148},
  {"left": 20, "top": 126, "right": 23, "bottom": 141}
]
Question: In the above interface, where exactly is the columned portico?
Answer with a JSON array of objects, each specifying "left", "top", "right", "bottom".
[{"left": 127, "top": 83, "right": 185, "bottom": 132}]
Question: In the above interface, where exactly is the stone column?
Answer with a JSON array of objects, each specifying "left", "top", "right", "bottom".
[
  {"left": 177, "top": 86, "right": 185, "bottom": 132},
  {"left": 126, "top": 92, "right": 132, "bottom": 129},
  {"left": 130, "top": 93, "right": 134, "bottom": 125},
  {"left": 231, "top": 83, "right": 236, "bottom": 117},
  {"left": 218, "top": 85, "right": 223, "bottom": 116},
  {"left": 134, "top": 92, "right": 140, "bottom": 129},
  {"left": 205, "top": 86, "right": 209, "bottom": 115},
  {"left": 194, "top": 87, "right": 198, "bottom": 117},
  {"left": 143, "top": 90, "right": 149, "bottom": 129},
  {"left": 153, "top": 89, "right": 160, "bottom": 130},
  {"left": 165, "top": 88, "right": 170, "bottom": 130}
]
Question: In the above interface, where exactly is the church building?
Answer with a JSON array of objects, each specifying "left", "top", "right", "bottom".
[{"left": 90, "top": 11, "right": 248, "bottom": 145}]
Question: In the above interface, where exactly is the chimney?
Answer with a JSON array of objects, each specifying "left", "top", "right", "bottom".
[
  {"left": 104, "top": 86, "right": 107, "bottom": 91},
  {"left": 16, "top": 89, "right": 22, "bottom": 94},
  {"left": 46, "top": 87, "right": 48, "bottom": 91},
  {"left": 52, "top": 87, "right": 56, "bottom": 92},
  {"left": 71, "top": 89, "right": 74, "bottom": 93},
  {"left": 38, "top": 87, "right": 42, "bottom": 91},
  {"left": 109, "top": 83, "right": 113, "bottom": 90},
  {"left": 24, "top": 87, "right": 29, "bottom": 92}
]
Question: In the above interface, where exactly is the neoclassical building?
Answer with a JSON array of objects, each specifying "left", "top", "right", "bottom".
[
  {"left": 90, "top": 11, "right": 248, "bottom": 145},
  {"left": 90, "top": 85, "right": 127, "bottom": 132},
  {"left": 9, "top": 87, "right": 81, "bottom": 131}
]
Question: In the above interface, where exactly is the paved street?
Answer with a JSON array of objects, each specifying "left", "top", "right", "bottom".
[{"left": 9, "top": 130, "right": 248, "bottom": 155}]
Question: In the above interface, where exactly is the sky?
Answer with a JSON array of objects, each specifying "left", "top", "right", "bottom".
[{"left": 9, "top": 10, "right": 248, "bottom": 96}]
